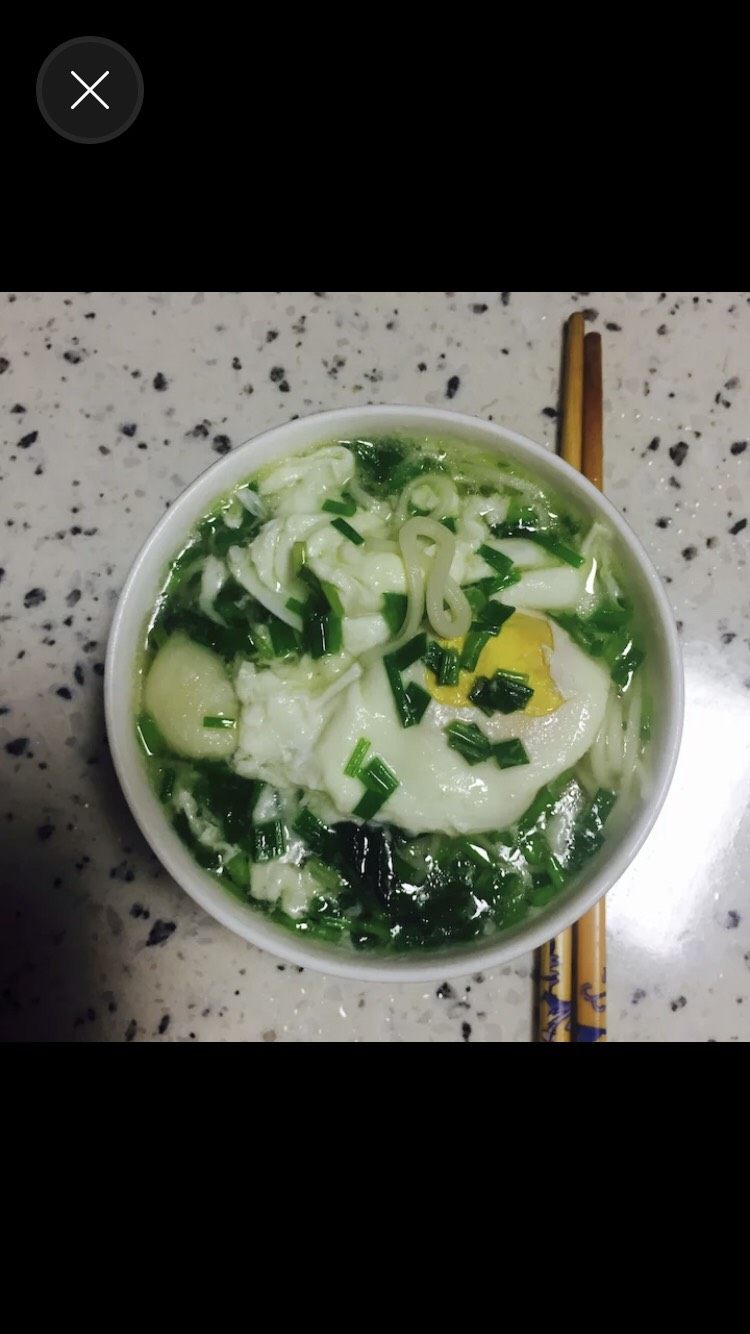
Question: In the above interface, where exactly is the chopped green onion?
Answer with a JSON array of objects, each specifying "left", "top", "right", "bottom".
[
  {"left": 389, "top": 633, "right": 427, "bottom": 671},
  {"left": 441, "top": 516, "right": 457, "bottom": 533},
  {"left": 160, "top": 767, "right": 175, "bottom": 801},
  {"left": 291, "top": 541, "right": 307, "bottom": 575},
  {"left": 423, "top": 640, "right": 444, "bottom": 676},
  {"left": 445, "top": 721, "right": 492, "bottom": 765},
  {"left": 611, "top": 642, "right": 645, "bottom": 690},
  {"left": 493, "top": 739, "right": 530, "bottom": 769},
  {"left": 478, "top": 544, "right": 515, "bottom": 576},
  {"left": 293, "top": 808, "right": 335, "bottom": 855},
  {"left": 331, "top": 517, "right": 364, "bottom": 545},
  {"left": 517, "top": 772, "right": 573, "bottom": 836},
  {"left": 478, "top": 601, "right": 515, "bottom": 632},
  {"left": 137, "top": 712, "right": 163, "bottom": 756},
  {"left": 225, "top": 852, "right": 250, "bottom": 887},
  {"left": 322, "top": 497, "right": 357, "bottom": 516},
  {"left": 354, "top": 756, "right": 399, "bottom": 818},
  {"left": 462, "top": 584, "right": 488, "bottom": 616},
  {"left": 460, "top": 626, "right": 492, "bottom": 672},
  {"left": 469, "top": 671, "right": 534, "bottom": 715},
  {"left": 285, "top": 596, "right": 306, "bottom": 616},
  {"left": 250, "top": 819, "right": 287, "bottom": 863},
  {"left": 404, "top": 682, "right": 431, "bottom": 723},
  {"left": 438, "top": 648, "right": 460, "bottom": 686},
  {"left": 344, "top": 737, "right": 372, "bottom": 778},
  {"left": 384, "top": 653, "right": 416, "bottom": 727},
  {"left": 306, "top": 858, "right": 344, "bottom": 893},
  {"left": 268, "top": 618, "right": 299, "bottom": 658},
  {"left": 382, "top": 592, "right": 407, "bottom": 635},
  {"left": 202, "top": 715, "right": 237, "bottom": 729},
  {"left": 525, "top": 532, "right": 584, "bottom": 567}
]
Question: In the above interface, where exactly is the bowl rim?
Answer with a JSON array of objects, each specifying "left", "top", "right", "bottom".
[{"left": 105, "top": 403, "right": 684, "bottom": 982}]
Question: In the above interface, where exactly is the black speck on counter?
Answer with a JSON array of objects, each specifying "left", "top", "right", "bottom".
[
  {"left": 269, "top": 366, "right": 285, "bottom": 383},
  {"left": 232, "top": 356, "right": 242, "bottom": 370},
  {"left": 582, "top": 307, "right": 598, "bottom": 321},
  {"left": 5, "top": 737, "right": 28, "bottom": 756},
  {"left": 436, "top": 982, "right": 455, "bottom": 1000},
  {"left": 0, "top": 357, "right": 9, "bottom": 373},
  {"left": 730, "top": 441, "right": 747, "bottom": 456},
  {"left": 158, "top": 1013, "right": 171, "bottom": 1034},
  {"left": 120, "top": 422, "right": 137, "bottom": 437},
  {"left": 670, "top": 996, "right": 687, "bottom": 1011},
  {"left": 125, "top": 1018, "right": 137, "bottom": 1042},
  {"left": 656, "top": 517, "right": 670, "bottom": 529},
  {"left": 648, "top": 437, "right": 660, "bottom": 451},
  {"left": 657, "top": 325, "right": 668, "bottom": 335},
  {"left": 66, "top": 589, "right": 81, "bottom": 607},
  {"left": 24, "top": 587, "right": 46, "bottom": 608},
  {"left": 461, "top": 1021, "right": 472, "bottom": 1042},
  {"left": 212, "top": 434, "right": 231, "bottom": 454},
  {"left": 18, "top": 431, "right": 38, "bottom": 449},
  {"left": 74, "top": 664, "right": 84, "bottom": 685},
  {"left": 669, "top": 476, "right": 681, "bottom": 489},
  {"left": 542, "top": 406, "right": 558, "bottom": 419},
  {"left": 130, "top": 902, "right": 150, "bottom": 919},
  {"left": 631, "top": 988, "right": 647, "bottom": 1004},
  {"left": 417, "top": 362, "right": 427, "bottom": 372},
  {"left": 730, "top": 518, "right": 747, "bottom": 535},
  {"left": 266, "top": 329, "right": 279, "bottom": 342},
  {"left": 682, "top": 546, "right": 698, "bottom": 561},
  {"left": 11, "top": 403, "right": 26, "bottom": 413},
  {"left": 446, "top": 375, "right": 460, "bottom": 399},
  {"left": 146, "top": 919, "right": 176, "bottom": 946},
  {"left": 726, "top": 911, "right": 740, "bottom": 928},
  {"left": 471, "top": 303, "right": 488, "bottom": 314},
  {"left": 722, "top": 632, "right": 736, "bottom": 644},
  {"left": 153, "top": 372, "right": 168, "bottom": 391},
  {"left": 500, "top": 292, "right": 511, "bottom": 305},
  {"left": 56, "top": 686, "right": 72, "bottom": 700},
  {"left": 278, "top": 379, "right": 290, "bottom": 392},
  {"left": 606, "top": 322, "right": 622, "bottom": 331},
  {"left": 187, "top": 420, "right": 210, "bottom": 439},
  {"left": 37, "top": 823, "right": 55, "bottom": 841},
  {"left": 669, "top": 442, "right": 689, "bottom": 467},
  {"left": 63, "top": 350, "right": 83, "bottom": 364}
]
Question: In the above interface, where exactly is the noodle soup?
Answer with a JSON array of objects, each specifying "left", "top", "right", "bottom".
[{"left": 135, "top": 435, "right": 649, "bottom": 953}]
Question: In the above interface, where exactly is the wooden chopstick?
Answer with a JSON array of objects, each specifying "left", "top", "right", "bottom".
[
  {"left": 538, "top": 320, "right": 607, "bottom": 1042},
  {"left": 574, "top": 332, "right": 607, "bottom": 1042},
  {"left": 538, "top": 312, "right": 585, "bottom": 1043}
]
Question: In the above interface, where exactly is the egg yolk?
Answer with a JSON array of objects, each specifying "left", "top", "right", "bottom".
[{"left": 428, "top": 612, "right": 564, "bottom": 717}]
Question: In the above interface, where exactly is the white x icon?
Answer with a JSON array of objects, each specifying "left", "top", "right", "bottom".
[{"left": 70, "top": 69, "right": 110, "bottom": 110}]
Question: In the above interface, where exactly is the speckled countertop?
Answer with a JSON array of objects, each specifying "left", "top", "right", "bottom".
[{"left": 1, "top": 291, "right": 749, "bottom": 1043}]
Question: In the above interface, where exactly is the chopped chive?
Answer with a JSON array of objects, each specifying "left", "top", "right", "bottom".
[
  {"left": 611, "top": 642, "right": 645, "bottom": 689},
  {"left": 389, "top": 632, "right": 427, "bottom": 671},
  {"left": 441, "top": 515, "right": 457, "bottom": 533},
  {"left": 382, "top": 592, "right": 408, "bottom": 635},
  {"left": 202, "top": 715, "right": 237, "bottom": 729},
  {"left": 160, "top": 767, "right": 175, "bottom": 801},
  {"left": 306, "top": 857, "right": 344, "bottom": 892},
  {"left": 322, "top": 497, "right": 357, "bottom": 516},
  {"left": 478, "top": 601, "right": 515, "bottom": 632},
  {"left": 353, "top": 756, "right": 399, "bottom": 818},
  {"left": 226, "top": 852, "right": 250, "bottom": 887},
  {"left": 460, "top": 626, "right": 492, "bottom": 672},
  {"left": 250, "top": 819, "right": 287, "bottom": 863},
  {"left": 285, "top": 596, "right": 306, "bottom": 616},
  {"left": 361, "top": 755, "right": 399, "bottom": 798},
  {"left": 524, "top": 532, "right": 584, "bottom": 567},
  {"left": 291, "top": 541, "right": 307, "bottom": 575},
  {"left": 320, "top": 580, "right": 345, "bottom": 615},
  {"left": 384, "top": 653, "right": 416, "bottom": 727},
  {"left": 293, "top": 808, "right": 335, "bottom": 855},
  {"left": 137, "top": 712, "right": 164, "bottom": 756},
  {"left": 423, "top": 640, "right": 444, "bottom": 676},
  {"left": 304, "top": 610, "right": 342, "bottom": 659},
  {"left": 469, "top": 670, "right": 534, "bottom": 715},
  {"left": 331, "top": 516, "right": 364, "bottom": 545},
  {"left": 445, "top": 721, "right": 492, "bottom": 765},
  {"left": 493, "top": 738, "right": 530, "bottom": 769},
  {"left": 437, "top": 647, "right": 460, "bottom": 686},
  {"left": 268, "top": 618, "right": 299, "bottom": 658},
  {"left": 404, "top": 681, "right": 431, "bottom": 723},
  {"left": 344, "top": 737, "right": 372, "bottom": 778},
  {"left": 478, "top": 544, "right": 515, "bottom": 576},
  {"left": 462, "top": 584, "right": 488, "bottom": 616}
]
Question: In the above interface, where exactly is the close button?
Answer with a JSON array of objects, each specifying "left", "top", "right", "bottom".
[{"left": 37, "top": 36, "right": 143, "bottom": 144}]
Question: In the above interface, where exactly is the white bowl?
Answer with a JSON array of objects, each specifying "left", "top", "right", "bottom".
[{"left": 105, "top": 405, "right": 684, "bottom": 982}]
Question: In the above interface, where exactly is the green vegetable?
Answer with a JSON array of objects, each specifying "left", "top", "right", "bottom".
[
  {"left": 293, "top": 808, "right": 336, "bottom": 856},
  {"left": 445, "top": 721, "right": 492, "bottom": 765},
  {"left": 389, "top": 633, "right": 427, "bottom": 671},
  {"left": 250, "top": 819, "right": 287, "bottom": 863},
  {"left": 441, "top": 516, "right": 457, "bottom": 533},
  {"left": 477, "top": 601, "right": 515, "bottom": 633},
  {"left": 331, "top": 517, "right": 364, "bottom": 545},
  {"left": 469, "top": 670, "right": 534, "bottom": 715},
  {"left": 268, "top": 617, "right": 299, "bottom": 658},
  {"left": 286, "top": 597, "right": 306, "bottom": 616},
  {"left": 322, "top": 497, "right": 357, "bottom": 516},
  {"left": 460, "top": 626, "right": 492, "bottom": 671},
  {"left": 383, "top": 654, "right": 417, "bottom": 727},
  {"left": 303, "top": 610, "right": 342, "bottom": 659},
  {"left": 202, "top": 716, "right": 237, "bottom": 729},
  {"left": 478, "top": 544, "right": 515, "bottom": 577},
  {"left": 137, "top": 712, "right": 165, "bottom": 756},
  {"left": 306, "top": 858, "right": 344, "bottom": 892},
  {"left": 344, "top": 737, "right": 372, "bottom": 778},
  {"left": 226, "top": 852, "right": 250, "bottom": 888},
  {"left": 382, "top": 592, "right": 407, "bottom": 635},
  {"left": 353, "top": 756, "right": 399, "bottom": 818},
  {"left": 493, "top": 739, "right": 530, "bottom": 769},
  {"left": 438, "top": 648, "right": 460, "bottom": 686},
  {"left": 404, "top": 682, "right": 431, "bottom": 723}
]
